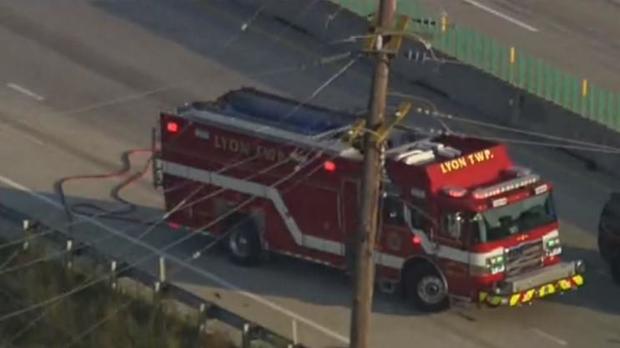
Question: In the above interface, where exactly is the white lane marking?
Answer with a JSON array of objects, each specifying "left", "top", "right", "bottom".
[
  {"left": 0, "top": 174, "right": 349, "bottom": 345},
  {"left": 530, "top": 328, "right": 568, "bottom": 346},
  {"left": 0, "top": 125, "right": 46, "bottom": 146},
  {"left": 18, "top": 132, "right": 45, "bottom": 146},
  {"left": 462, "top": 0, "right": 540, "bottom": 32},
  {"left": 6, "top": 83, "right": 45, "bottom": 101}
]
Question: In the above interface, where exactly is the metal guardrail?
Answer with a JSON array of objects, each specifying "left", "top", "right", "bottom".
[
  {"left": 331, "top": 0, "right": 620, "bottom": 133},
  {"left": 0, "top": 204, "right": 305, "bottom": 348}
]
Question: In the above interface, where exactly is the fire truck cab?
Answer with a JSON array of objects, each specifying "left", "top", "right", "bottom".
[{"left": 155, "top": 88, "right": 585, "bottom": 312}]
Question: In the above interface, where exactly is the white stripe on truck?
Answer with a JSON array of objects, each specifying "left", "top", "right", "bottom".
[{"left": 161, "top": 160, "right": 539, "bottom": 268}]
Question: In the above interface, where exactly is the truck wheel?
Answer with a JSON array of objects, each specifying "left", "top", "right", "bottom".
[
  {"left": 404, "top": 263, "right": 449, "bottom": 312},
  {"left": 226, "top": 217, "right": 261, "bottom": 266}
]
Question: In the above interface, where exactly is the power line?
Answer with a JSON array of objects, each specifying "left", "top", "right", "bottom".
[
  {"left": 1, "top": 54, "right": 360, "bottom": 344},
  {"left": 0, "top": 148, "right": 326, "bottom": 324},
  {"left": 0, "top": 153, "right": 284, "bottom": 277},
  {"left": 0, "top": 48, "right": 355, "bottom": 258},
  {"left": 1, "top": 2, "right": 361, "bottom": 342},
  {"left": 62, "top": 144, "right": 344, "bottom": 347},
  {"left": 429, "top": 108, "right": 620, "bottom": 152},
  {"left": 0, "top": 47, "right": 359, "bottom": 278},
  {"left": 386, "top": 88, "right": 620, "bottom": 154},
  {"left": 63, "top": 204, "right": 265, "bottom": 348}
]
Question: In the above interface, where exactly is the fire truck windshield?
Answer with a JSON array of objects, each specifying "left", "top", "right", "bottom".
[{"left": 472, "top": 193, "right": 557, "bottom": 243}]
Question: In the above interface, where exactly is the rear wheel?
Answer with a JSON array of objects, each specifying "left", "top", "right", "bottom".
[
  {"left": 404, "top": 263, "right": 449, "bottom": 312},
  {"left": 226, "top": 217, "right": 261, "bottom": 266}
]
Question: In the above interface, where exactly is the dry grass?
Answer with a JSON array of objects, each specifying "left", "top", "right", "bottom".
[{"left": 0, "top": 240, "right": 236, "bottom": 348}]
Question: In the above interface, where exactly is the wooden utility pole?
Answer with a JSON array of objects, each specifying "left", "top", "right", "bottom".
[{"left": 349, "top": 1, "right": 397, "bottom": 347}]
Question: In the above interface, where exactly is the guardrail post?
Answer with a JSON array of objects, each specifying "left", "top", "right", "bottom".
[
  {"left": 198, "top": 303, "right": 209, "bottom": 332},
  {"left": 22, "top": 219, "right": 32, "bottom": 251},
  {"left": 153, "top": 256, "right": 167, "bottom": 301},
  {"left": 64, "top": 239, "right": 74, "bottom": 269},
  {"left": 109, "top": 260, "right": 118, "bottom": 290},
  {"left": 241, "top": 323, "right": 252, "bottom": 348},
  {"left": 291, "top": 318, "right": 298, "bottom": 346},
  {"left": 158, "top": 256, "right": 166, "bottom": 283}
]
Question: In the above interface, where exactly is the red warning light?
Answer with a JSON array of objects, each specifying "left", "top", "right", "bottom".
[
  {"left": 323, "top": 160, "right": 336, "bottom": 172},
  {"left": 168, "top": 222, "right": 181, "bottom": 230},
  {"left": 411, "top": 235, "right": 422, "bottom": 246},
  {"left": 166, "top": 121, "right": 180, "bottom": 134}
]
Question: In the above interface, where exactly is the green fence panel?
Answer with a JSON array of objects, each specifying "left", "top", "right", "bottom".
[
  {"left": 526, "top": 57, "right": 534, "bottom": 93},
  {"left": 474, "top": 31, "right": 483, "bottom": 70},
  {"left": 554, "top": 70, "right": 563, "bottom": 105},
  {"left": 490, "top": 40, "right": 499, "bottom": 76},
  {"left": 535, "top": 59, "right": 544, "bottom": 96},
  {"left": 598, "top": 89, "right": 608, "bottom": 125},
  {"left": 518, "top": 55, "right": 527, "bottom": 88},
  {"left": 443, "top": 28, "right": 453, "bottom": 56},
  {"left": 571, "top": 78, "right": 580, "bottom": 113},
  {"left": 606, "top": 92, "right": 615, "bottom": 128},
  {"left": 481, "top": 33, "right": 491, "bottom": 73},
  {"left": 562, "top": 74, "right": 573, "bottom": 109},
  {"left": 329, "top": 0, "right": 619, "bottom": 132},
  {"left": 456, "top": 29, "right": 465, "bottom": 61},
  {"left": 462, "top": 30, "right": 471, "bottom": 63},
  {"left": 468, "top": 31, "right": 477, "bottom": 65},
  {"left": 607, "top": 92, "right": 616, "bottom": 131},
  {"left": 616, "top": 94, "right": 620, "bottom": 130},
  {"left": 588, "top": 86, "right": 597, "bottom": 120},
  {"left": 547, "top": 68, "right": 555, "bottom": 103},
  {"left": 604, "top": 90, "right": 612, "bottom": 126}
]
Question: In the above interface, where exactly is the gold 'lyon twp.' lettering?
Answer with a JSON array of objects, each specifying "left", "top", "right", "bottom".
[
  {"left": 214, "top": 135, "right": 286, "bottom": 162},
  {"left": 440, "top": 149, "right": 494, "bottom": 174}
]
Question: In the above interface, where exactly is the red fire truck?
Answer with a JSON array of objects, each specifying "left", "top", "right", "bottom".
[{"left": 153, "top": 88, "right": 585, "bottom": 312}]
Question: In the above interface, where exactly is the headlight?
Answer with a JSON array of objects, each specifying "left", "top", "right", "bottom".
[
  {"left": 486, "top": 254, "right": 506, "bottom": 274},
  {"left": 545, "top": 236, "right": 562, "bottom": 256}
]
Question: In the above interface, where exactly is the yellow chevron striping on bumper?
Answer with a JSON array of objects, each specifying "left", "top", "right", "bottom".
[{"left": 479, "top": 273, "right": 585, "bottom": 307}]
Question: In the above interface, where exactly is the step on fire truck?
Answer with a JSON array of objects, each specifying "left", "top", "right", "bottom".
[{"left": 153, "top": 88, "right": 585, "bottom": 312}]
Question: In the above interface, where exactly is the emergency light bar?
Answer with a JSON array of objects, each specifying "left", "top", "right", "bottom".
[{"left": 472, "top": 174, "right": 540, "bottom": 200}]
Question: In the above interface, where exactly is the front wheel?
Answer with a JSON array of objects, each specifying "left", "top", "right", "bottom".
[{"left": 404, "top": 263, "right": 449, "bottom": 312}]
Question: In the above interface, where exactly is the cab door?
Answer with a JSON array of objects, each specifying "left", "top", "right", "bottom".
[
  {"left": 436, "top": 209, "right": 472, "bottom": 297},
  {"left": 377, "top": 193, "right": 410, "bottom": 274}
]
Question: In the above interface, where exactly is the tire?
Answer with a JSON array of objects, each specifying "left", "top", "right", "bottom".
[
  {"left": 404, "top": 263, "right": 449, "bottom": 312},
  {"left": 226, "top": 217, "right": 261, "bottom": 266}
]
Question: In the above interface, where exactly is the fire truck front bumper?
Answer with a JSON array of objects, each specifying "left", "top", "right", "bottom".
[{"left": 478, "top": 260, "right": 586, "bottom": 307}]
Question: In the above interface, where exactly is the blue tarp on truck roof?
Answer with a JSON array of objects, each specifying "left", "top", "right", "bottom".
[{"left": 208, "top": 88, "right": 354, "bottom": 136}]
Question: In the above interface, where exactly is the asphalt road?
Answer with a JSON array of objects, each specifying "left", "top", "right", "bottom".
[
  {"left": 418, "top": 0, "right": 620, "bottom": 91},
  {"left": 0, "top": 1, "right": 618, "bottom": 347}
]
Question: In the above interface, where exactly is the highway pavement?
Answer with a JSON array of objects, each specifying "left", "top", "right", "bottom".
[
  {"left": 0, "top": 0, "right": 618, "bottom": 347},
  {"left": 418, "top": 0, "right": 620, "bottom": 91}
]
